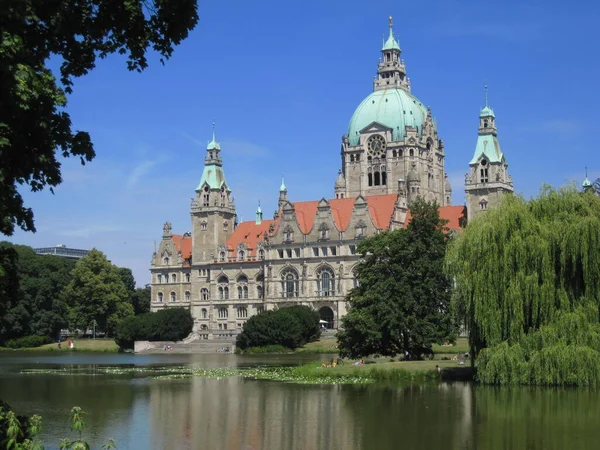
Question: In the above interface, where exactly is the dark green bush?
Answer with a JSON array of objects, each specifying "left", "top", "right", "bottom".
[
  {"left": 114, "top": 308, "right": 193, "bottom": 350},
  {"left": 4, "top": 335, "right": 53, "bottom": 348},
  {"left": 236, "top": 305, "right": 321, "bottom": 350}
]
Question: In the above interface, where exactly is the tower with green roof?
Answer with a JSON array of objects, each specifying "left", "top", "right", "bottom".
[
  {"left": 190, "top": 125, "right": 237, "bottom": 263},
  {"left": 340, "top": 17, "right": 450, "bottom": 206},
  {"left": 464, "top": 87, "right": 513, "bottom": 222}
]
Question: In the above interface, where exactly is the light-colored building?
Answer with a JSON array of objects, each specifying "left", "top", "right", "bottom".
[
  {"left": 34, "top": 244, "right": 89, "bottom": 259},
  {"left": 150, "top": 18, "right": 511, "bottom": 338}
]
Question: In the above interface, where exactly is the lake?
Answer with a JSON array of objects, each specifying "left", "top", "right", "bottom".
[{"left": 1, "top": 352, "right": 599, "bottom": 450}]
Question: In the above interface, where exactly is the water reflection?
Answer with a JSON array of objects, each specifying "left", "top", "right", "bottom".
[{"left": 1, "top": 353, "right": 600, "bottom": 450}]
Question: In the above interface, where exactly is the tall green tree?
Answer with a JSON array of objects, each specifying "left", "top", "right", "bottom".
[
  {"left": 0, "top": 243, "right": 20, "bottom": 342},
  {"left": 131, "top": 285, "right": 151, "bottom": 315},
  {"left": 62, "top": 249, "right": 133, "bottom": 335},
  {"left": 446, "top": 187, "right": 600, "bottom": 385},
  {"left": 0, "top": 0, "right": 199, "bottom": 235},
  {"left": 337, "top": 198, "right": 456, "bottom": 358}
]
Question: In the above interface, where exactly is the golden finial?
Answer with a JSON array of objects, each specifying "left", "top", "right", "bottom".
[{"left": 389, "top": 16, "right": 393, "bottom": 28}]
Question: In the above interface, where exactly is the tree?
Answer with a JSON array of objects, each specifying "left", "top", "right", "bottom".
[
  {"left": 0, "top": 0, "right": 199, "bottom": 235},
  {"left": 446, "top": 187, "right": 600, "bottom": 385},
  {"left": 337, "top": 198, "right": 456, "bottom": 358},
  {"left": 115, "top": 307, "right": 193, "bottom": 349},
  {"left": 0, "top": 243, "right": 20, "bottom": 343},
  {"left": 131, "top": 285, "right": 151, "bottom": 315},
  {"left": 62, "top": 249, "right": 133, "bottom": 335}
]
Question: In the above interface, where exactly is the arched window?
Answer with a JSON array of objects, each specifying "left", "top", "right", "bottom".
[
  {"left": 392, "top": 150, "right": 397, "bottom": 158},
  {"left": 258, "top": 249, "right": 265, "bottom": 260},
  {"left": 219, "top": 251, "right": 226, "bottom": 262},
  {"left": 374, "top": 171, "right": 381, "bottom": 186},
  {"left": 382, "top": 171, "right": 387, "bottom": 185},
  {"left": 201, "top": 288, "right": 209, "bottom": 300},
  {"left": 185, "top": 273, "right": 190, "bottom": 283},
  {"left": 237, "top": 286, "right": 243, "bottom": 299},
  {"left": 185, "top": 291, "right": 190, "bottom": 301},
  {"left": 157, "top": 274, "right": 162, "bottom": 283},
  {"left": 201, "top": 308, "right": 208, "bottom": 319},
  {"left": 256, "top": 305, "right": 265, "bottom": 314},
  {"left": 398, "top": 149, "right": 403, "bottom": 157},
  {"left": 163, "top": 257, "right": 169, "bottom": 265},
  {"left": 170, "top": 292, "right": 176, "bottom": 302},
  {"left": 237, "top": 307, "right": 248, "bottom": 318},
  {"left": 200, "top": 324, "right": 208, "bottom": 330},
  {"left": 281, "top": 269, "right": 298, "bottom": 298},
  {"left": 238, "top": 250, "right": 245, "bottom": 261},
  {"left": 257, "top": 285, "right": 263, "bottom": 299},
  {"left": 217, "top": 275, "right": 228, "bottom": 284},
  {"left": 171, "top": 274, "right": 177, "bottom": 283},
  {"left": 157, "top": 292, "right": 163, "bottom": 303},
  {"left": 317, "top": 267, "right": 335, "bottom": 297},
  {"left": 243, "top": 286, "right": 248, "bottom": 298},
  {"left": 201, "top": 222, "right": 207, "bottom": 231},
  {"left": 218, "top": 307, "right": 228, "bottom": 319},
  {"left": 223, "top": 221, "right": 228, "bottom": 231},
  {"left": 368, "top": 173, "right": 373, "bottom": 186},
  {"left": 237, "top": 275, "right": 248, "bottom": 284},
  {"left": 409, "top": 149, "right": 414, "bottom": 157},
  {"left": 224, "top": 287, "right": 229, "bottom": 299}
]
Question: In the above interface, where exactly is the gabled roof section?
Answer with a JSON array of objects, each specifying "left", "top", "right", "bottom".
[
  {"left": 366, "top": 194, "right": 398, "bottom": 229},
  {"left": 225, "top": 220, "right": 273, "bottom": 259},
  {"left": 170, "top": 234, "right": 192, "bottom": 266},
  {"left": 293, "top": 201, "right": 320, "bottom": 234},
  {"left": 329, "top": 198, "right": 356, "bottom": 231}
]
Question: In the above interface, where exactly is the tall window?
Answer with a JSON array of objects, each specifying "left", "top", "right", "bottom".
[
  {"left": 157, "top": 292, "right": 163, "bottom": 303},
  {"left": 201, "top": 288, "right": 209, "bottom": 300},
  {"left": 319, "top": 223, "right": 330, "bottom": 240},
  {"left": 237, "top": 307, "right": 248, "bottom": 318},
  {"left": 170, "top": 292, "right": 176, "bottom": 302},
  {"left": 283, "top": 225, "right": 294, "bottom": 242},
  {"left": 281, "top": 269, "right": 298, "bottom": 298},
  {"left": 163, "top": 257, "right": 169, "bottom": 265},
  {"left": 171, "top": 274, "right": 177, "bottom": 283},
  {"left": 317, "top": 267, "right": 335, "bottom": 297},
  {"left": 219, "top": 251, "right": 226, "bottom": 262},
  {"left": 218, "top": 307, "right": 228, "bottom": 319},
  {"left": 157, "top": 274, "right": 162, "bottom": 283},
  {"left": 238, "top": 250, "right": 245, "bottom": 261},
  {"left": 238, "top": 286, "right": 243, "bottom": 299},
  {"left": 185, "top": 273, "right": 190, "bottom": 283},
  {"left": 201, "top": 308, "right": 208, "bottom": 319},
  {"left": 185, "top": 291, "right": 191, "bottom": 301},
  {"left": 201, "top": 222, "right": 207, "bottom": 231},
  {"left": 256, "top": 305, "right": 264, "bottom": 314},
  {"left": 258, "top": 249, "right": 265, "bottom": 260},
  {"left": 257, "top": 285, "right": 263, "bottom": 299}
]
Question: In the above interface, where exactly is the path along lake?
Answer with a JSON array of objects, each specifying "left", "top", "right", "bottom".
[{"left": 1, "top": 352, "right": 600, "bottom": 450}]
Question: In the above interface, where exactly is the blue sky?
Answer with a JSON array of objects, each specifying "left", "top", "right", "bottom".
[{"left": 7, "top": 0, "right": 599, "bottom": 286}]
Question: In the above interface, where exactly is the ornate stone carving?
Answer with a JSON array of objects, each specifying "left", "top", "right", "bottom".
[{"left": 163, "top": 222, "right": 172, "bottom": 236}]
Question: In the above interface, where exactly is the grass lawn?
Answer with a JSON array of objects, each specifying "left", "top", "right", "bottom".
[
  {"left": 1, "top": 339, "right": 120, "bottom": 352},
  {"left": 295, "top": 336, "right": 469, "bottom": 356},
  {"left": 295, "top": 338, "right": 339, "bottom": 353}
]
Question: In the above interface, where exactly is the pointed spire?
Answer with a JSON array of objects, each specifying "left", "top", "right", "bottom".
[
  {"left": 583, "top": 166, "right": 592, "bottom": 189},
  {"left": 480, "top": 85, "right": 495, "bottom": 118},
  {"left": 207, "top": 120, "right": 220, "bottom": 150},
  {"left": 382, "top": 16, "right": 401, "bottom": 51},
  {"left": 280, "top": 175, "right": 287, "bottom": 192},
  {"left": 256, "top": 200, "right": 263, "bottom": 224}
]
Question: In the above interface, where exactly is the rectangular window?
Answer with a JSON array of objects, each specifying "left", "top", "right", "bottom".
[
  {"left": 278, "top": 249, "right": 284, "bottom": 259},
  {"left": 218, "top": 324, "right": 222, "bottom": 330},
  {"left": 330, "top": 246, "right": 337, "bottom": 256},
  {"left": 294, "top": 248, "right": 300, "bottom": 258},
  {"left": 312, "top": 247, "right": 319, "bottom": 257},
  {"left": 321, "top": 247, "right": 328, "bottom": 257},
  {"left": 286, "top": 249, "right": 292, "bottom": 258},
  {"left": 349, "top": 245, "right": 356, "bottom": 255},
  {"left": 223, "top": 324, "right": 227, "bottom": 330}
]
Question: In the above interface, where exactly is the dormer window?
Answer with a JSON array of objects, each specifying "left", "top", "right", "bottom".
[
  {"left": 219, "top": 251, "right": 226, "bottom": 262},
  {"left": 238, "top": 250, "right": 245, "bottom": 261},
  {"left": 480, "top": 199, "right": 488, "bottom": 210},
  {"left": 258, "top": 249, "right": 265, "bottom": 260},
  {"left": 163, "top": 257, "right": 169, "bottom": 265}
]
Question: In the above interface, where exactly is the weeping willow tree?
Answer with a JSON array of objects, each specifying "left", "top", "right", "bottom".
[{"left": 446, "top": 186, "right": 600, "bottom": 385}]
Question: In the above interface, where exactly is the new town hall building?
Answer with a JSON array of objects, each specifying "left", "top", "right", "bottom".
[{"left": 150, "top": 19, "right": 514, "bottom": 338}]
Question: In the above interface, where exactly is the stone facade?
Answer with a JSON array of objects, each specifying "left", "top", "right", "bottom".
[{"left": 149, "top": 19, "right": 511, "bottom": 339}]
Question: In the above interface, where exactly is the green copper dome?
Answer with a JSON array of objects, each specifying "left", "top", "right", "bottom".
[{"left": 347, "top": 88, "right": 428, "bottom": 145}]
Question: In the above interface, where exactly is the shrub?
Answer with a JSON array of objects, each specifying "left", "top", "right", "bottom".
[
  {"left": 4, "top": 335, "right": 53, "bottom": 349},
  {"left": 114, "top": 308, "right": 193, "bottom": 350},
  {"left": 237, "top": 305, "right": 321, "bottom": 350}
]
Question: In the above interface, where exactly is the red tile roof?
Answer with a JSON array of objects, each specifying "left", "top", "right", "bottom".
[
  {"left": 171, "top": 235, "right": 192, "bottom": 259},
  {"left": 293, "top": 201, "right": 319, "bottom": 234},
  {"left": 439, "top": 205, "right": 467, "bottom": 231},
  {"left": 329, "top": 197, "right": 357, "bottom": 231},
  {"left": 225, "top": 220, "right": 274, "bottom": 258},
  {"left": 366, "top": 194, "right": 399, "bottom": 229}
]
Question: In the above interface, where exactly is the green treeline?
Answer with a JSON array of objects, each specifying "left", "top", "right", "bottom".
[
  {"left": 0, "top": 242, "right": 150, "bottom": 346},
  {"left": 447, "top": 187, "right": 600, "bottom": 386}
]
